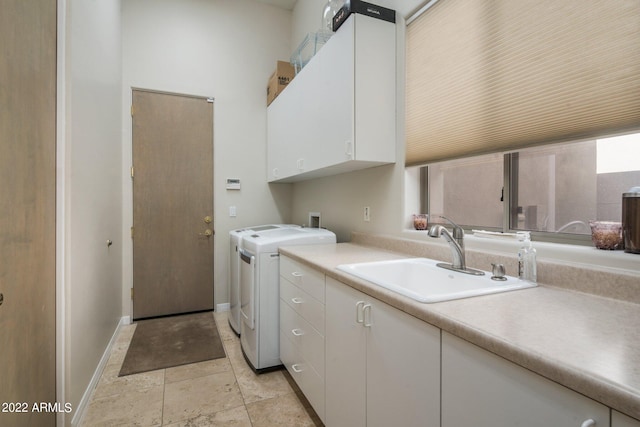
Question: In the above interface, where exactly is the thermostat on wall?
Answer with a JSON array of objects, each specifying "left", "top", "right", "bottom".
[{"left": 226, "top": 178, "right": 241, "bottom": 190}]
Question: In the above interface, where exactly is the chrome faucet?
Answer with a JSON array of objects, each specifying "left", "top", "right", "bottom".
[{"left": 428, "top": 216, "right": 484, "bottom": 276}]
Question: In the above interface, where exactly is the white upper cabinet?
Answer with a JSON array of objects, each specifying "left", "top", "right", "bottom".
[{"left": 267, "top": 13, "right": 396, "bottom": 182}]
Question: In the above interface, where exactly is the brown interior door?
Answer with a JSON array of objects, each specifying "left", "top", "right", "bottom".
[
  {"left": 0, "top": 1, "right": 57, "bottom": 426},
  {"left": 132, "top": 90, "right": 215, "bottom": 320}
]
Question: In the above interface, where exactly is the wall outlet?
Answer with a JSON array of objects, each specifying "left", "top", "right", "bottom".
[{"left": 364, "top": 206, "right": 370, "bottom": 222}]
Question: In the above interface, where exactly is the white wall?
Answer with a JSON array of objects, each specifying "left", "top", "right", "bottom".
[
  {"left": 291, "top": 0, "right": 326, "bottom": 49},
  {"left": 121, "top": 0, "right": 293, "bottom": 314},
  {"left": 291, "top": 163, "right": 405, "bottom": 242},
  {"left": 63, "top": 0, "right": 123, "bottom": 419}
]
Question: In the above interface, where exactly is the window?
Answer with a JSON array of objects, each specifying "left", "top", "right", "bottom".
[
  {"left": 405, "top": 1, "right": 640, "bottom": 243},
  {"left": 426, "top": 153, "right": 504, "bottom": 230},
  {"left": 415, "top": 132, "right": 640, "bottom": 242}
]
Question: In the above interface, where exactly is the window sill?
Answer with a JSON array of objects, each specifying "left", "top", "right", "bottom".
[{"left": 402, "top": 229, "right": 640, "bottom": 275}]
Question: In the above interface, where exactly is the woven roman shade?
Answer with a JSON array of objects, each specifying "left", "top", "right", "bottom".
[{"left": 405, "top": 0, "right": 640, "bottom": 166}]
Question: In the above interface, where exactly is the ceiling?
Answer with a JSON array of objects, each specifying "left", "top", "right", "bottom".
[
  {"left": 255, "top": 0, "right": 298, "bottom": 10},
  {"left": 255, "top": 0, "right": 425, "bottom": 19}
]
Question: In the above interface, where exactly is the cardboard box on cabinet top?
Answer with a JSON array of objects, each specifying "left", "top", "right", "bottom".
[{"left": 267, "top": 60, "right": 295, "bottom": 106}]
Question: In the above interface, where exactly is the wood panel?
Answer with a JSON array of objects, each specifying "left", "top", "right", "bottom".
[
  {"left": 132, "top": 90, "right": 214, "bottom": 319},
  {"left": 0, "top": 1, "right": 57, "bottom": 425}
]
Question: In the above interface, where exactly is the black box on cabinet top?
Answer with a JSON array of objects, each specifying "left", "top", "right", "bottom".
[{"left": 332, "top": 0, "right": 396, "bottom": 32}]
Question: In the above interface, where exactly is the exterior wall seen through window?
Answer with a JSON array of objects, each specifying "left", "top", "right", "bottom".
[{"left": 420, "top": 132, "right": 640, "bottom": 241}]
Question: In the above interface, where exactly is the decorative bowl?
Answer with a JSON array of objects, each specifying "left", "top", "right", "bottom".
[
  {"left": 589, "top": 220, "right": 623, "bottom": 250},
  {"left": 413, "top": 214, "right": 428, "bottom": 230}
]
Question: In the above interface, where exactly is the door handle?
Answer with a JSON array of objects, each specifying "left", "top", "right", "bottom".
[
  {"left": 345, "top": 140, "right": 353, "bottom": 158},
  {"left": 199, "top": 229, "right": 213, "bottom": 237},
  {"left": 363, "top": 304, "right": 372, "bottom": 327},
  {"left": 204, "top": 216, "right": 212, "bottom": 224},
  {"left": 356, "top": 301, "right": 365, "bottom": 324}
]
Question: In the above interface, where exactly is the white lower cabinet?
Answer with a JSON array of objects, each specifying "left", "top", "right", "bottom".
[
  {"left": 441, "top": 332, "right": 610, "bottom": 427},
  {"left": 325, "top": 277, "right": 441, "bottom": 427},
  {"left": 279, "top": 257, "right": 326, "bottom": 422},
  {"left": 613, "top": 411, "right": 640, "bottom": 427}
]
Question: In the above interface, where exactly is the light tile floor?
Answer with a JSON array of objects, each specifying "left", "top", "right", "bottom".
[{"left": 81, "top": 311, "right": 322, "bottom": 426}]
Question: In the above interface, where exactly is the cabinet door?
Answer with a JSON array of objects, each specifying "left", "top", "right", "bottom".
[
  {"left": 353, "top": 13, "right": 396, "bottom": 163},
  {"left": 613, "top": 411, "right": 640, "bottom": 427},
  {"left": 267, "top": 19, "right": 353, "bottom": 182},
  {"left": 299, "top": 15, "right": 354, "bottom": 174},
  {"left": 442, "top": 332, "right": 610, "bottom": 427},
  {"left": 266, "top": 94, "right": 299, "bottom": 181},
  {"left": 325, "top": 277, "right": 367, "bottom": 427},
  {"left": 366, "top": 298, "right": 441, "bottom": 427}
]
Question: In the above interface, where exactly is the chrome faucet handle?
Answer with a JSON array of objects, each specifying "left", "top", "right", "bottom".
[
  {"left": 439, "top": 215, "right": 464, "bottom": 239},
  {"left": 491, "top": 263, "right": 507, "bottom": 281}
]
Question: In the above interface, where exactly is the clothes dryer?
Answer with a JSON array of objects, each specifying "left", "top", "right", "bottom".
[{"left": 239, "top": 227, "right": 336, "bottom": 371}]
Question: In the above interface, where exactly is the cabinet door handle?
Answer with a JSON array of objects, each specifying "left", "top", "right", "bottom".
[
  {"left": 291, "top": 271, "right": 303, "bottom": 278},
  {"left": 345, "top": 140, "right": 353, "bottom": 158},
  {"left": 581, "top": 420, "right": 596, "bottom": 427},
  {"left": 363, "top": 304, "right": 373, "bottom": 327},
  {"left": 273, "top": 168, "right": 279, "bottom": 178},
  {"left": 291, "top": 297, "right": 303, "bottom": 304},
  {"left": 291, "top": 328, "right": 304, "bottom": 337},
  {"left": 356, "top": 301, "right": 365, "bottom": 323},
  {"left": 291, "top": 364, "right": 303, "bottom": 373}
]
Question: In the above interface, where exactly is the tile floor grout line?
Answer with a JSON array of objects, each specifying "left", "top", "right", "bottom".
[
  {"left": 160, "top": 368, "right": 166, "bottom": 426},
  {"left": 216, "top": 314, "right": 255, "bottom": 426}
]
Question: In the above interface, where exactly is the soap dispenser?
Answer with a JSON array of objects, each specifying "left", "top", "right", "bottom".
[{"left": 518, "top": 233, "right": 537, "bottom": 283}]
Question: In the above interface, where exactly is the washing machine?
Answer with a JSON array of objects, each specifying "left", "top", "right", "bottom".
[
  {"left": 239, "top": 227, "right": 336, "bottom": 371},
  {"left": 228, "top": 224, "right": 300, "bottom": 335}
]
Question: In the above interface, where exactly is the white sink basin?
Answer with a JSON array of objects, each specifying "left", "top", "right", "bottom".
[{"left": 336, "top": 258, "right": 537, "bottom": 303}]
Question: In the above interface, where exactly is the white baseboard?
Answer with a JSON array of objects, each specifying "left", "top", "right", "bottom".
[
  {"left": 216, "top": 302, "right": 230, "bottom": 312},
  {"left": 71, "top": 316, "right": 128, "bottom": 427}
]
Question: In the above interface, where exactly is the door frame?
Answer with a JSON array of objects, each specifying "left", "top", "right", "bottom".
[
  {"left": 56, "top": 1, "right": 67, "bottom": 426},
  {"left": 128, "top": 87, "right": 216, "bottom": 320}
]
